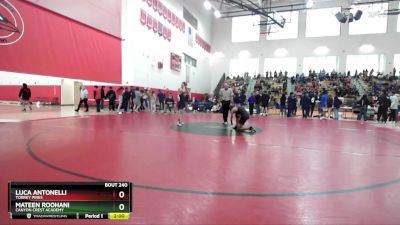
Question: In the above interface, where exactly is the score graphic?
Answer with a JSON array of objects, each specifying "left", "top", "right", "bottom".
[{"left": 8, "top": 182, "right": 132, "bottom": 220}]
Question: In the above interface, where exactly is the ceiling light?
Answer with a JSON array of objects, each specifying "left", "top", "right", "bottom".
[
  {"left": 239, "top": 50, "right": 250, "bottom": 59},
  {"left": 314, "top": 46, "right": 330, "bottom": 55},
  {"left": 274, "top": 48, "right": 288, "bottom": 57},
  {"left": 214, "top": 10, "right": 221, "bottom": 18},
  {"left": 204, "top": 1, "right": 212, "bottom": 10},
  {"left": 359, "top": 44, "right": 374, "bottom": 54}
]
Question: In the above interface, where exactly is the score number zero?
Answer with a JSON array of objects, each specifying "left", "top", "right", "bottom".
[{"left": 105, "top": 183, "right": 129, "bottom": 211}]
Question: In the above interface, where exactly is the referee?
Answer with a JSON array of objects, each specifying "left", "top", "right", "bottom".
[{"left": 219, "top": 83, "right": 233, "bottom": 125}]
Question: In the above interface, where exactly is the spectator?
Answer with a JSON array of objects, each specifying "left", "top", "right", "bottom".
[
  {"left": 100, "top": 86, "right": 106, "bottom": 110},
  {"left": 248, "top": 93, "right": 256, "bottom": 116},
  {"left": 319, "top": 90, "right": 329, "bottom": 120},
  {"left": 357, "top": 94, "right": 369, "bottom": 121},
  {"left": 377, "top": 91, "right": 390, "bottom": 123},
  {"left": 260, "top": 91, "right": 270, "bottom": 116},
  {"left": 158, "top": 89, "right": 166, "bottom": 112},
  {"left": 165, "top": 93, "right": 175, "bottom": 113},
  {"left": 333, "top": 94, "right": 342, "bottom": 120},
  {"left": 93, "top": 86, "right": 101, "bottom": 113},
  {"left": 280, "top": 93, "right": 287, "bottom": 117},
  {"left": 389, "top": 93, "right": 399, "bottom": 124},
  {"left": 300, "top": 92, "right": 311, "bottom": 118},
  {"left": 106, "top": 86, "right": 116, "bottom": 111},
  {"left": 287, "top": 92, "right": 296, "bottom": 117}
]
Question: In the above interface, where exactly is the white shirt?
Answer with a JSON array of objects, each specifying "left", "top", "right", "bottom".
[
  {"left": 80, "top": 89, "right": 88, "bottom": 99},
  {"left": 390, "top": 95, "right": 399, "bottom": 110}
]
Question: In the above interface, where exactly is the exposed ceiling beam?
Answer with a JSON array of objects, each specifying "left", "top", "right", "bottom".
[{"left": 224, "top": 0, "right": 285, "bottom": 28}]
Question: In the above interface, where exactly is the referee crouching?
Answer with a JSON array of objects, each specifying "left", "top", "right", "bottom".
[{"left": 219, "top": 83, "right": 234, "bottom": 125}]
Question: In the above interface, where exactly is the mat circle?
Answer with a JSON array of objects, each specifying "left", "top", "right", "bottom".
[{"left": 170, "top": 122, "right": 262, "bottom": 136}]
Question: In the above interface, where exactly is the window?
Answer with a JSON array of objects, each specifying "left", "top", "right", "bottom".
[
  {"left": 266, "top": 11, "right": 299, "bottom": 40},
  {"left": 264, "top": 57, "right": 297, "bottom": 76},
  {"left": 184, "top": 53, "right": 197, "bottom": 67},
  {"left": 303, "top": 56, "right": 338, "bottom": 74},
  {"left": 232, "top": 15, "right": 260, "bottom": 43},
  {"left": 349, "top": 3, "right": 388, "bottom": 35},
  {"left": 229, "top": 58, "right": 259, "bottom": 76},
  {"left": 306, "top": 7, "right": 341, "bottom": 37},
  {"left": 346, "top": 55, "right": 383, "bottom": 74},
  {"left": 393, "top": 54, "right": 400, "bottom": 75},
  {"left": 398, "top": 3, "right": 400, "bottom": 32}
]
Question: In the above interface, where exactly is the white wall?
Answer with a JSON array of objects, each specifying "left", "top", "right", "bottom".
[
  {"left": 122, "top": 0, "right": 213, "bottom": 94},
  {"left": 210, "top": 1, "right": 400, "bottom": 89}
]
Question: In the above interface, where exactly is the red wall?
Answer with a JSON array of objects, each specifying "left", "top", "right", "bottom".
[
  {"left": 0, "top": 0, "right": 121, "bottom": 83},
  {"left": 0, "top": 85, "right": 60, "bottom": 102}
]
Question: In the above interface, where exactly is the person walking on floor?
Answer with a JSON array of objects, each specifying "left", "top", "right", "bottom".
[
  {"left": 319, "top": 90, "right": 329, "bottom": 120},
  {"left": 357, "top": 94, "right": 369, "bottom": 121},
  {"left": 300, "top": 92, "right": 311, "bottom": 118},
  {"left": 219, "top": 83, "right": 234, "bottom": 125},
  {"left": 100, "top": 86, "right": 106, "bottom": 110},
  {"left": 389, "top": 93, "right": 399, "bottom": 125},
  {"left": 19, "top": 83, "right": 32, "bottom": 112},
  {"left": 93, "top": 86, "right": 102, "bottom": 113},
  {"left": 377, "top": 91, "right": 390, "bottom": 123},
  {"left": 158, "top": 89, "right": 166, "bottom": 112},
  {"left": 333, "top": 93, "right": 342, "bottom": 120},
  {"left": 106, "top": 86, "right": 116, "bottom": 111},
  {"left": 75, "top": 85, "right": 89, "bottom": 112}
]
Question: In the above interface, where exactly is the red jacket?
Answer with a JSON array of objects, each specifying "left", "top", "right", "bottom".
[{"left": 94, "top": 88, "right": 101, "bottom": 100}]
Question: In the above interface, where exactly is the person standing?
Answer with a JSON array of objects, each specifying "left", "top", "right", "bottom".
[
  {"left": 333, "top": 94, "right": 342, "bottom": 120},
  {"left": 357, "top": 94, "right": 369, "bottom": 121},
  {"left": 255, "top": 91, "right": 261, "bottom": 114},
  {"left": 377, "top": 91, "right": 390, "bottom": 123},
  {"left": 129, "top": 86, "right": 135, "bottom": 112},
  {"left": 327, "top": 94, "right": 333, "bottom": 119},
  {"left": 177, "top": 82, "right": 190, "bottom": 126},
  {"left": 309, "top": 91, "right": 316, "bottom": 117},
  {"left": 75, "top": 85, "right": 89, "bottom": 112},
  {"left": 300, "top": 92, "right": 311, "bottom": 118},
  {"left": 219, "top": 83, "right": 233, "bottom": 125},
  {"left": 260, "top": 91, "right": 270, "bottom": 116},
  {"left": 100, "top": 86, "right": 106, "bottom": 110},
  {"left": 133, "top": 87, "right": 141, "bottom": 112},
  {"left": 106, "top": 86, "right": 116, "bottom": 111},
  {"left": 157, "top": 89, "right": 166, "bottom": 112},
  {"left": 116, "top": 87, "right": 125, "bottom": 114},
  {"left": 248, "top": 93, "right": 256, "bottom": 116},
  {"left": 319, "top": 90, "right": 329, "bottom": 120},
  {"left": 93, "top": 86, "right": 102, "bottom": 113},
  {"left": 280, "top": 93, "right": 287, "bottom": 117},
  {"left": 287, "top": 92, "right": 297, "bottom": 117},
  {"left": 389, "top": 93, "right": 399, "bottom": 124},
  {"left": 19, "top": 83, "right": 32, "bottom": 112},
  {"left": 150, "top": 91, "right": 157, "bottom": 112}
]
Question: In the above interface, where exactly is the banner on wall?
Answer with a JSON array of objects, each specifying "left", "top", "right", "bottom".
[
  {"left": 170, "top": 53, "right": 181, "bottom": 72},
  {"left": 0, "top": 0, "right": 122, "bottom": 83}
]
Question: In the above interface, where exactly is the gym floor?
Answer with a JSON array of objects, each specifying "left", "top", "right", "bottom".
[{"left": 1, "top": 104, "right": 400, "bottom": 224}]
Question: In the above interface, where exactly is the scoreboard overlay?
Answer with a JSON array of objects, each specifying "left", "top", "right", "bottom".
[{"left": 8, "top": 182, "right": 132, "bottom": 220}]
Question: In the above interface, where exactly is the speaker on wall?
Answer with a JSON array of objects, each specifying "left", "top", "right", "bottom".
[
  {"left": 335, "top": 12, "right": 347, "bottom": 23},
  {"left": 354, "top": 10, "right": 363, "bottom": 20},
  {"left": 348, "top": 13, "right": 354, "bottom": 22}
]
